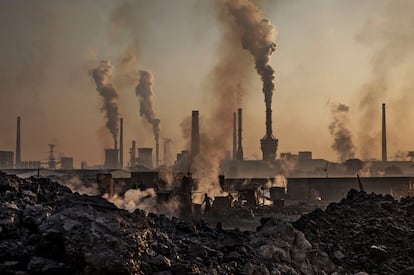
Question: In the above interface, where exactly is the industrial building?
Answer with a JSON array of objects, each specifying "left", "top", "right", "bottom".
[
  {"left": 0, "top": 151, "right": 14, "bottom": 169},
  {"left": 60, "top": 157, "right": 74, "bottom": 170}
]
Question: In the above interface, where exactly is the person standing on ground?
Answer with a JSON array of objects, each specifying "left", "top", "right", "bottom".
[{"left": 203, "top": 193, "right": 212, "bottom": 216}]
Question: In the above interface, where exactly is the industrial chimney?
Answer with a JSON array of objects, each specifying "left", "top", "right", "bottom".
[
  {"left": 15, "top": 116, "right": 21, "bottom": 168},
  {"left": 191, "top": 110, "right": 199, "bottom": 161},
  {"left": 237, "top": 108, "right": 244, "bottom": 161},
  {"left": 120, "top": 118, "right": 123, "bottom": 169},
  {"left": 233, "top": 111, "right": 237, "bottom": 160},
  {"left": 130, "top": 140, "right": 136, "bottom": 167},
  {"left": 382, "top": 103, "right": 387, "bottom": 162},
  {"left": 156, "top": 141, "right": 159, "bottom": 168},
  {"left": 260, "top": 107, "right": 278, "bottom": 161}
]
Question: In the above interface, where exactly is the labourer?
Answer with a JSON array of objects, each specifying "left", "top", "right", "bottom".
[
  {"left": 180, "top": 172, "right": 193, "bottom": 216},
  {"left": 202, "top": 193, "right": 212, "bottom": 216}
]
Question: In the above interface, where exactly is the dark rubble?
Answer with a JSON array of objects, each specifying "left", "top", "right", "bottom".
[
  {"left": 0, "top": 172, "right": 334, "bottom": 274},
  {"left": 294, "top": 189, "right": 414, "bottom": 275}
]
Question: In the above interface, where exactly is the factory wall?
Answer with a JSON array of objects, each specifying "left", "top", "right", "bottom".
[{"left": 286, "top": 177, "right": 413, "bottom": 201}]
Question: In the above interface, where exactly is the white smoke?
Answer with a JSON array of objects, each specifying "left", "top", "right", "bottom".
[
  {"left": 65, "top": 176, "right": 99, "bottom": 196},
  {"left": 104, "top": 188, "right": 181, "bottom": 217}
]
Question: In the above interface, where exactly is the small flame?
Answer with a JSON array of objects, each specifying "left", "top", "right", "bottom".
[{"left": 316, "top": 196, "right": 322, "bottom": 201}]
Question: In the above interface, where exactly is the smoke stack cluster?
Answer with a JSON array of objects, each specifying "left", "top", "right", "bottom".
[
  {"left": 219, "top": 0, "right": 278, "bottom": 161},
  {"left": 329, "top": 103, "right": 355, "bottom": 162},
  {"left": 135, "top": 70, "right": 160, "bottom": 167},
  {"left": 90, "top": 60, "right": 120, "bottom": 149}
]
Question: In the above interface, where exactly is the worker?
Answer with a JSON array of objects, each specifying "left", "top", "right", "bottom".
[
  {"left": 227, "top": 193, "right": 234, "bottom": 207},
  {"left": 180, "top": 173, "right": 193, "bottom": 216},
  {"left": 202, "top": 193, "right": 212, "bottom": 216},
  {"left": 181, "top": 172, "right": 193, "bottom": 193}
]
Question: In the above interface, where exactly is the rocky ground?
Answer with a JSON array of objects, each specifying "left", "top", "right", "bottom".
[
  {"left": 1, "top": 171, "right": 413, "bottom": 274},
  {"left": 294, "top": 189, "right": 414, "bottom": 274},
  {"left": 0, "top": 172, "right": 333, "bottom": 274}
]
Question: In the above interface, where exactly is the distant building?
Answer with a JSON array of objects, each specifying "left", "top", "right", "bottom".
[
  {"left": 19, "top": 161, "right": 41, "bottom": 169},
  {"left": 138, "top": 148, "right": 153, "bottom": 169},
  {"left": 104, "top": 149, "right": 119, "bottom": 169},
  {"left": 60, "top": 157, "right": 74, "bottom": 170},
  {"left": 0, "top": 151, "right": 14, "bottom": 169}
]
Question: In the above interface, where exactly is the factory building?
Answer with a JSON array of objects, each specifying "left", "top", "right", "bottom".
[
  {"left": 104, "top": 149, "right": 119, "bottom": 169},
  {"left": 60, "top": 157, "right": 74, "bottom": 170},
  {"left": 0, "top": 151, "right": 14, "bottom": 169},
  {"left": 138, "top": 148, "right": 153, "bottom": 169}
]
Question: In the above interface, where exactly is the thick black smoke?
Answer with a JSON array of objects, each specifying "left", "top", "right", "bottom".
[
  {"left": 221, "top": 0, "right": 277, "bottom": 109},
  {"left": 90, "top": 60, "right": 119, "bottom": 147},
  {"left": 329, "top": 103, "right": 355, "bottom": 162},
  {"left": 135, "top": 70, "right": 160, "bottom": 145}
]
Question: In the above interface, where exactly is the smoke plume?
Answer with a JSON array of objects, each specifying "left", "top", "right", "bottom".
[
  {"left": 356, "top": 0, "right": 414, "bottom": 158},
  {"left": 104, "top": 188, "right": 180, "bottom": 217},
  {"left": 90, "top": 60, "right": 119, "bottom": 147},
  {"left": 135, "top": 70, "right": 160, "bottom": 145},
  {"left": 219, "top": 0, "right": 277, "bottom": 109},
  {"left": 329, "top": 103, "right": 355, "bottom": 162},
  {"left": 65, "top": 176, "right": 99, "bottom": 196},
  {"left": 187, "top": 0, "right": 277, "bottom": 195}
]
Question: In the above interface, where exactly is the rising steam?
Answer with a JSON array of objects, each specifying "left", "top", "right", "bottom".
[
  {"left": 104, "top": 188, "right": 181, "bottom": 217},
  {"left": 90, "top": 60, "right": 119, "bottom": 147},
  {"left": 135, "top": 70, "right": 160, "bottom": 145},
  {"left": 329, "top": 103, "right": 355, "bottom": 162}
]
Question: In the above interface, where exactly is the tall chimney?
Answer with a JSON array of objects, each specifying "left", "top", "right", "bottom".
[
  {"left": 156, "top": 142, "right": 159, "bottom": 168},
  {"left": 16, "top": 116, "right": 21, "bottom": 168},
  {"left": 191, "top": 111, "right": 199, "bottom": 161},
  {"left": 237, "top": 108, "right": 244, "bottom": 160},
  {"left": 233, "top": 111, "right": 237, "bottom": 160},
  {"left": 119, "top": 118, "right": 123, "bottom": 168},
  {"left": 163, "top": 139, "right": 167, "bottom": 166},
  {"left": 382, "top": 103, "right": 387, "bottom": 161},
  {"left": 130, "top": 140, "right": 136, "bottom": 167},
  {"left": 260, "top": 107, "right": 278, "bottom": 161}
]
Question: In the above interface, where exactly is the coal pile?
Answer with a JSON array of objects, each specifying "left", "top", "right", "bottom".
[
  {"left": 294, "top": 189, "right": 414, "bottom": 274},
  {"left": 0, "top": 172, "right": 334, "bottom": 274}
]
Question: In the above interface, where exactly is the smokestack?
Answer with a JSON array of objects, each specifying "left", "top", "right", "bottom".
[
  {"left": 120, "top": 118, "right": 123, "bottom": 168},
  {"left": 16, "top": 116, "right": 21, "bottom": 168},
  {"left": 156, "top": 141, "right": 159, "bottom": 168},
  {"left": 191, "top": 110, "right": 199, "bottom": 161},
  {"left": 382, "top": 103, "right": 387, "bottom": 161},
  {"left": 233, "top": 111, "right": 237, "bottom": 160},
  {"left": 130, "top": 140, "right": 136, "bottom": 167},
  {"left": 260, "top": 107, "right": 278, "bottom": 161},
  {"left": 237, "top": 108, "right": 243, "bottom": 160}
]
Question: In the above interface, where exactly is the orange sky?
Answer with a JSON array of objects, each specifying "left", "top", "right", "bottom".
[{"left": 1, "top": 0, "right": 414, "bottom": 167}]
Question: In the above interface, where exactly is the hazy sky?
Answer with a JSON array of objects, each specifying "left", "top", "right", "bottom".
[{"left": 1, "top": 0, "right": 413, "bottom": 166}]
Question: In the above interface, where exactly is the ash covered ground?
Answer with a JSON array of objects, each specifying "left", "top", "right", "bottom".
[{"left": 1, "top": 172, "right": 413, "bottom": 274}]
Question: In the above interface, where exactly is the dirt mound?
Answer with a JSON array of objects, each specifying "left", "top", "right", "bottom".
[
  {"left": 0, "top": 172, "right": 335, "bottom": 274},
  {"left": 294, "top": 189, "right": 414, "bottom": 274}
]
